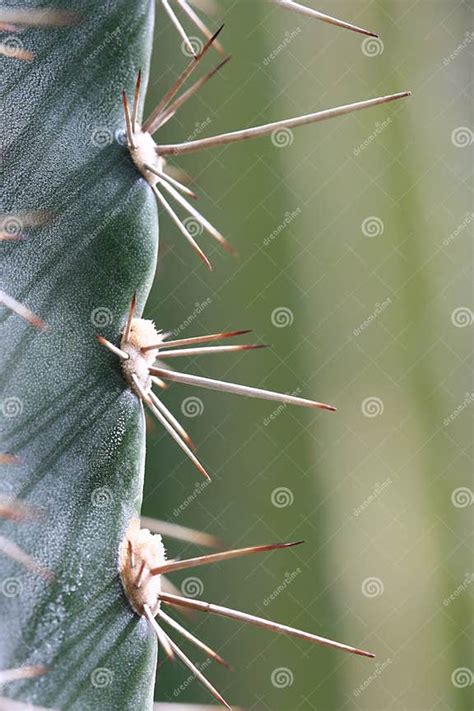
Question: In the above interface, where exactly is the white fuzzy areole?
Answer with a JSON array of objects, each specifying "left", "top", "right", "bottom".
[
  {"left": 129, "top": 129, "right": 164, "bottom": 185},
  {"left": 120, "top": 318, "right": 165, "bottom": 397},
  {"left": 119, "top": 519, "right": 167, "bottom": 617}
]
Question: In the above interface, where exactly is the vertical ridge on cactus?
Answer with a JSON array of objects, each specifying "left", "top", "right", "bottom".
[{"left": 2, "top": 2, "right": 158, "bottom": 708}]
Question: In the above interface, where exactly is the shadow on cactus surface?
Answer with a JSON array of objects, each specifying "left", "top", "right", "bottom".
[{"left": 1, "top": 1, "right": 472, "bottom": 711}]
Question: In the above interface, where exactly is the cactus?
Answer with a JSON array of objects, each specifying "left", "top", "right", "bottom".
[
  {"left": 2, "top": 3, "right": 157, "bottom": 708},
  {"left": 1, "top": 2, "right": 411, "bottom": 710}
]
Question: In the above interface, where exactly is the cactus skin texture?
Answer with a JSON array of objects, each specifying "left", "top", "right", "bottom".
[{"left": 1, "top": 2, "right": 158, "bottom": 708}]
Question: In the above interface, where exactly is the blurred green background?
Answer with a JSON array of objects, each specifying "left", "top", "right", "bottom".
[{"left": 142, "top": 1, "right": 473, "bottom": 709}]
